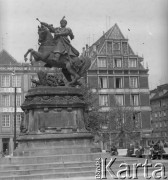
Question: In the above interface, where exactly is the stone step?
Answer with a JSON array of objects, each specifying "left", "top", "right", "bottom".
[
  {"left": 0, "top": 163, "right": 159, "bottom": 177},
  {"left": 0, "top": 163, "right": 167, "bottom": 180},
  {"left": 1, "top": 155, "right": 142, "bottom": 166},
  {"left": 0, "top": 166, "right": 96, "bottom": 177},
  {"left": 14, "top": 146, "right": 96, "bottom": 156},
  {"left": 0, "top": 153, "right": 102, "bottom": 165},
  {"left": 0, "top": 170, "right": 95, "bottom": 180},
  {"left": 0, "top": 161, "right": 95, "bottom": 171},
  {"left": 0, "top": 158, "right": 137, "bottom": 171},
  {"left": 1, "top": 153, "right": 141, "bottom": 165},
  {"left": 1, "top": 155, "right": 166, "bottom": 180}
]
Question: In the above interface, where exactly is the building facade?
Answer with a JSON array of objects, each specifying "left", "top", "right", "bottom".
[
  {"left": 84, "top": 24, "right": 152, "bottom": 147},
  {"left": 0, "top": 49, "right": 55, "bottom": 154},
  {"left": 150, "top": 84, "right": 168, "bottom": 143}
]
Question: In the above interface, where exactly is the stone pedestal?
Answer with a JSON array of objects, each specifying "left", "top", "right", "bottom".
[{"left": 14, "top": 86, "right": 100, "bottom": 157}]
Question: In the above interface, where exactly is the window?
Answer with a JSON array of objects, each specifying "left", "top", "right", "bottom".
[
  {"left": 159, "top": 91, "right": 163, "bottom": 97},
  {"left": 16, "top": 95, "right": 22, "bottom": 106},
  {"left": 16, "top": 114, "right": 22, "bottom": 126},
  {"left": 159, "top": 112, "right": 162, "bottom": 117},
  {"left": 161, "top": 100, "right": 167, "bottom": 106},
  {"left": 99, "top": 77, "right": 107, "bottom": 88},
  {"left": 2, "top": 115, "right": 10, "bottom": 127},
  {"left": 116, "top": 117, "right": 123, "bottom": 130},
  {"left": 129, "top": 59, "right": 137, "bottom": 67},
  {"left": 12, "top": 75, "right": 21, "bottom": 87},
  {"left": 164, "top": 121, "right": 167, "bottom": 127},
  {"left": 114, "top": 58, "right": 122, "bottom": 68},
  {"left": 11, "top": 94, "right": 22, "bottom": 106},
  {"left": 115, "top": 95, "right": 124, "bottom": 106},
  {"left": 130, "top": 77, "right": 138, "bottom": 88},
  {"left": 107, "top": 42, "right": 112, "bottom": 54},
  {"left": 98, "top": 57, "right": 107, "bottom": 68},
  {"left": 160, "top": 122, "right": 162, "bottom": 128},
  {"left": 131, "top": 94, "right": 139, "bottom": 106},
  {"left": 115, "top": 77, "right": 123, "bottom": 88},
  {"left": 113, "top": 42, "right": 120, "bottom": 50},
  {"left": 154, "top": 113, "right": 158, "bottom": 118},
  {"left": 133, "top": 112, "right": 141, "bottom": 129},
  {"left": 164, "top": 132, "right": 167, "bottom": 137},
  {"left": 2, "top": 95, "right": 10, "bottom": 107},
  {"left": 163, "top": 111, "right": 166, "bottom": 117},
  {"left": 122, "top": 42, "right": 128, "bottom": 54},
  {"left": 1, "top": 75, "right": 10, "bottom": 87},
  {"left": 99, "top": 95, "right": 108, "bottom": 106}
]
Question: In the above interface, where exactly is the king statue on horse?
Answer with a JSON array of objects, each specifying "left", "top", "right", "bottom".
[
  {"left": 40, "top": 16, "right": 79, "bottom": 67},
  {"left": 24, "top": 17, "right": 91, "bottom": 86}
]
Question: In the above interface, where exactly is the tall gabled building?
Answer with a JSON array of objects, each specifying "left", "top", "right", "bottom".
[
  {"left": 0, "top": 49, "right": 55, "bottom": 155},
  {"left": 84, "top": 24, "right": 152, "bottom": 147}
]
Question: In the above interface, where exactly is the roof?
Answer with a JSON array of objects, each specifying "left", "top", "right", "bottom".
[
  {"left": 88, "top": 23, "right": 146, "bottom": 70},
  {"left": 0, "top": 49, "right": 18, "bottom": 65},
  {"left": 150, "top": 84, "right": 168, "bottom": 101},
  {"left": 89, "top": 23, "right": 135, "bottom": 55}
]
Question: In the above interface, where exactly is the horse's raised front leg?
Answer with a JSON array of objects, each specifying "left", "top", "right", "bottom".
[
  {"left": 24, "top": 48, "right": 33, "bottom": 62},
  {"left": 65, "top": 62, "right": 80, "bottom": 86}
]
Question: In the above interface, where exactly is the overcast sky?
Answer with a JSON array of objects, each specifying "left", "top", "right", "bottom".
[{"left": 0, "top": 0, "right": 168, "bottom": 89}]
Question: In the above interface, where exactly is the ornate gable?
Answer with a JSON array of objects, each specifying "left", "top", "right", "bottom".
[{"left": 89, "top": 23, "right": 137, "bottom": 57}]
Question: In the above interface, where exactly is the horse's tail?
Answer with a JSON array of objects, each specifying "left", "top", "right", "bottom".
[{"left": 78, "top": 56, "right": 91, "bottom": 77}]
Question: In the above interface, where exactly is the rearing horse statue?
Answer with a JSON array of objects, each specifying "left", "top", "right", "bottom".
[{"left": 24, "top": 25, "right": 91, "bottom": 86}]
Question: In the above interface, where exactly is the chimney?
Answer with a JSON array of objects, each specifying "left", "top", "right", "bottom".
[
  {"left": 82, "top": 47, "right": 85, "bottom": 56},
  {"left": 86, "top": 44, "right": 89, "bottom": 57}
]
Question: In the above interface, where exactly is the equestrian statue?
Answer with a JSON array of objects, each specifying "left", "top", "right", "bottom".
[{"left": 24, "top": 17, "right": 91, "bottom": 86}]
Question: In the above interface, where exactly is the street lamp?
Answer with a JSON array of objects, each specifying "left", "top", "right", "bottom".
[
  {"left": 12, "top": 70, "right": 17, "bottom": 150},
  {"left": 14, "top": 86, "right": 17, "bottom": 150}
]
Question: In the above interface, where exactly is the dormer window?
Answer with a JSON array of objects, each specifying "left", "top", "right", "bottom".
[
  {"left": 98, "top": 57, "right": 107, "bottom": 68},
  {"left": 129, "top": 59, "right": 137, "bottom": 68},
  {"left": 113, "top": 42, "right": 120, "bottom": 50},
  {"left": 107, "top": 42, "right": 112, "bottom": 54},
  {"left": 113, "top": 42, "right": 121, "bottom": 55},
  {"left": 159, "top": 91, "right": 163, "bottom": 96},
  {"left": 122, "top": 42, "right": 128, "bottom": 54}
]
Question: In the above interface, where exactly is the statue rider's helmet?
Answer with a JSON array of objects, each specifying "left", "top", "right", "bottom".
[{"left": 60, "top": 16, "right": 67, "bottom": 27}]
